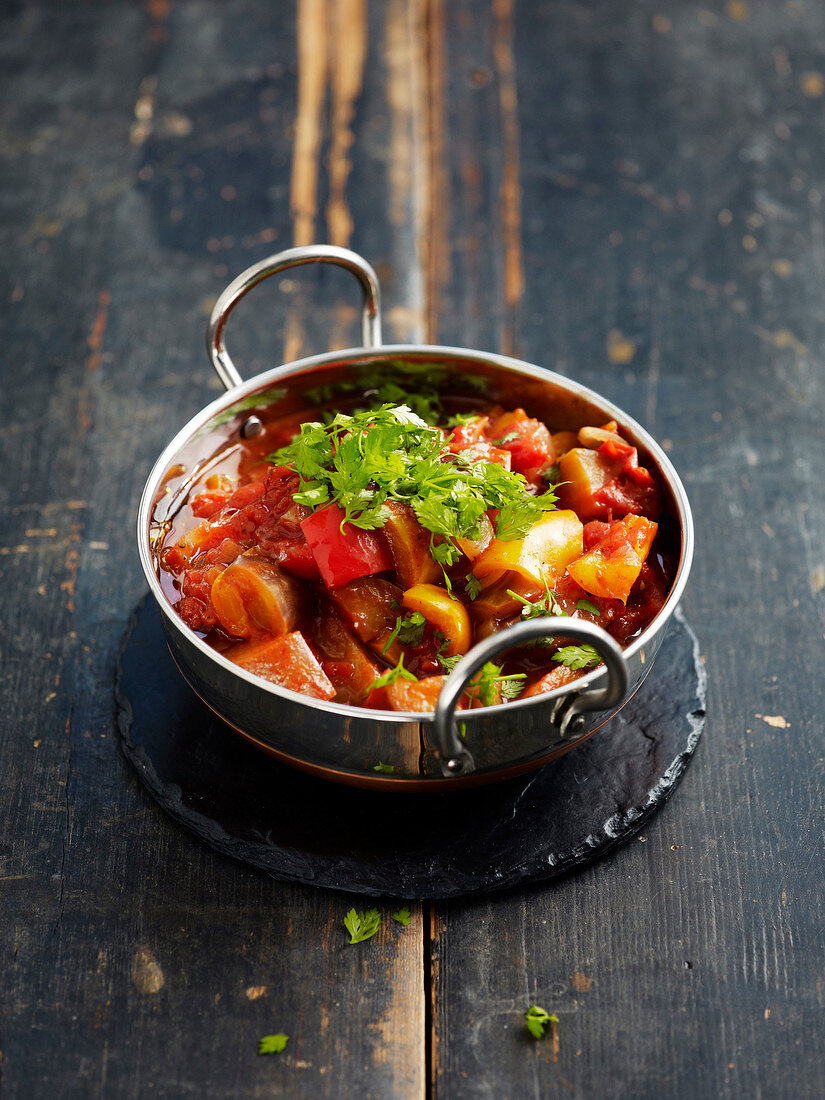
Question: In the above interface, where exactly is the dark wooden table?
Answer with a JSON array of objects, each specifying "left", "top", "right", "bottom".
[{"left": 3, "top": 1, "right": 825, "bottom": 1096}]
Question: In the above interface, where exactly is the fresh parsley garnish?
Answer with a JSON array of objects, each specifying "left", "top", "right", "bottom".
[
  {"left": 344, "top": 907, "right": 382, "bottom": 944},
  {"left": 367, "top": 654, "right": 418, "bottom": 692},
  {"left": 525, "top": 1005, "right": 558, "bottom": 1040},
  {"left": 258, "top": 1034, "right": 288, "bottom": 1055},
  {"left": 490, "top": 430, "right": 519, "bottom": 445},
  {"left": 268, "top": 405, "right": 557, "bottom": 553},
  {"left": 382, "top": 611, "right": 427, "bottom": 654},
  {"left": 438, "top": 651, "right": 463, "bottom": 674},
  {"left": 458, "top": 721, "right": 468, "bottom": 739},
  {"left": 576, "top": 598, "right": 600, "bottom": 616},
  {"left": 552, "top": 644, "right": 600, "bottom": 670},
  {"left": 470, "top": 661, "right": 526, "bottom": 705},
  {"left": 392, "top": 907, "right": 412, "bottom": 926},
  {"left": 507, "top": 583, "right": 564, "bottom": 622},
  {"left": 465, "top": 573, "right": 482, "bottom": 600},
  {"left": 373, "top": 762, "right": 395, "bottom": 774}
]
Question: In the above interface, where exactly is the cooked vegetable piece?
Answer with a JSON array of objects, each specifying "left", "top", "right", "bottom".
[
  {"left": 455, "top": 511, "right": 494, "bottom": 561},
  {"left": 387, "top": 675, "right": 468, "bottom": 713},
  {"left": 210, "top": 551, "right": 306, "bottom": 638},
  {"left": 227, "top": 632, "right": 336, "bottom": 700},
  {"left": 567, "top": 515, "right": 658, "bottom": 602},
  {"left": 401, "top": 583, "right": 472, "bottom": 656},
  {"left": 551, "top": 429, "right": 578, "bottom": 456},
  {"left": 557, "top": 448, "right": 614, "bottom": 520},
  {"left": 485, "top": 407, "right": 556, "bottom": 475},
  {"left": 381, "top": 501, "right": 440, "bottom": 587},
  {"left": 310, "top": 605, "right": 388, "bottom": 706},
  {"left": 301, "top": 502, "right": 393, "bottom": 588},
  {"left": 522, "top": 664, "right": 582, "bottom": 698},
  {"left": 472, "top": 510, "right": 583, "bottom": 591},
  {"left": 330, "top": 577, "right": 405, "bottom": 661}
]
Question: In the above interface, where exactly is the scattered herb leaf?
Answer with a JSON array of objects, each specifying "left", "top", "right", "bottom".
[
  {"left": 344, "top": 907, "right": 382, "bottom": 945},
  {"left": 458, "top": 721, "right": 468, "bottom": 740},
  {"left": 465, "top": 573, "right": 482, "bottom": 600},
  {"left": 382, "top": 611, "right": 427, "bottom": 654},
  {"left": 373, "top": 762, "right": 395, "bottom": 774},
  {"left": 525, "top": 1005, "right": 558, "bottom": 1040},
  {"left": 576, "top": 598, "right": 600, "bottom": 616},
  {"left": 258, "top": 1034, "right": 289, "bottom": 1055},
  {"left": 392, "top": 907, "right": 412, "bottom": 926},
  {"left": 552, "top": 644, "right": 600, "bottom": 670},
  {"left": 469, "top": 661, "right": 527, "bottom": 705},
  {"left": 367, "top": 654, "right": 418, "bottom": 693}
]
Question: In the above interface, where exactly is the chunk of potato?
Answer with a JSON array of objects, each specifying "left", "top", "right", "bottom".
[
  {"left": 381, "top": 501, "right": 440, "bottom": 587},
  {"left": 210, "top": 551, "right": 306, "bottom": 638},
  {"left": 556, "top": 447, "right": 614, "bottom": 520},
  {"left": 227, "top": 631, "right": 336, "bottom": 700},
  {"left": 472, "top": 511, "right": 584, "bottom": 591},
  {"left": 567, "top": 515, "right": 658, "bottom": 602},
  {"left": 402, "top": 583, "right": 472, "bottom": 656}
]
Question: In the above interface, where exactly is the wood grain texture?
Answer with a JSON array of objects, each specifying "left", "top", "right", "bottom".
[
  {"left": 0, "top": 2, "right": 424, "bottom": 1096},
  {"left": 430, "top": 1, "right": 825, "bottom": 1097}
]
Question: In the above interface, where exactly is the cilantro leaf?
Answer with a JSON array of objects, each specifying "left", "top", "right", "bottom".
[
  {"left": 525, "top": 1005, "right": 558, "bottom": 1040},
  {"left": 552, "top": 644, "right": 600, "bottom": 670},
  {"left": 382, "top": 611, "right": 427, "bottom": 654},
  {"left": 258, "top": 1034, "right": 288, "bottom": 1055},
  {"left": 576, "top": 598, "right": 600, "bottom": 616},
  {"left": 344, "top": 907, "right": 382, "bottom": 944},
  {"left": 392, "top": 907, "right": 412, "bottom": 926},
  {"left": 465, "top": 573, "right": 482, "bottom": 600},
  {"left": 373, "top": 762, "right": 395, "bottom": 774},
  {"left": 367, "top": 654, "right": 418, "bottom": 693},
  {"left": 469, "top": 661, "right": 526, "bottom": 706}
]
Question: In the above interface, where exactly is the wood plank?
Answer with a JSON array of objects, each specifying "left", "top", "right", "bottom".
[
  {"left": 430, "top": 1, "right": 825, "bottom": 1097},
  {"left": 0, "top": 2, "right": 425, "bottom": 1096}
]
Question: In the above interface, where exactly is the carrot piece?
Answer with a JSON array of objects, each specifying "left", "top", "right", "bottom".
[{"left": 227, "top": 632, "right": 336, "bottom": 700}]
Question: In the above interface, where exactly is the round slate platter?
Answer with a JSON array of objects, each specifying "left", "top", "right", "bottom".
[{"left": 116, "top": 599, "right": 706, "bottom": 899}]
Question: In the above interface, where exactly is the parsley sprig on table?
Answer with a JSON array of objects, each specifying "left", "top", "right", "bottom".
[
  {"left": 344, "top": 907, "right": 382, "bottom": 944},
  {"left": 269, "top": 405, "right": 558, "bottom": 556},
  {"left": 525, "top": 1005, "right": 558, "bottom": 1040},
  {"left": 258, "top": 1034, "right": 288, "bottom": 1055}
]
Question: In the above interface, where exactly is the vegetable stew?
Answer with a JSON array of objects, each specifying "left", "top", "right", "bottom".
[{"left": 152, "top": 370, "right": 676, "bottom": 712}]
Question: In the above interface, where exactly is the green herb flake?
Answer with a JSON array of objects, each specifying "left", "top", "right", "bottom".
[
  {"left": 373, "top": 762, "right": 395, "bottom": 774},
  {"left": 367, "top": 654, "right": 418, "bottom": 693},
  {"left": 344, "top": 907, "right": 382, "bottom": 945},
  {"left": 576, "top": 598, "right": 600, "bottom": 616},
  {"left": 392, "top": 907, "right": 412, "bottom": 926},
  {"left": 465, "top": 573, "right": 482, "bottom": 600},
  {"left": 258, "top": 1034, "right": 289, "bottom": 1055},
  {"left": 470, "top": 661, "right": 527, "bottom": 706},
  {"left": 382, "top": 611, "right": 427, "bottom": 654},
  {"left": 525, "top": 1005, "right": 558, "bottom": 1040},
  {"left": 552, "top": 644, "right": 600, "bottom": 670}
]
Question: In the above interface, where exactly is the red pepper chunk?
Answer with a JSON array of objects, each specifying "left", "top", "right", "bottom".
[{"left": 300, "top": 503, "right": 393, "bottom": 588}]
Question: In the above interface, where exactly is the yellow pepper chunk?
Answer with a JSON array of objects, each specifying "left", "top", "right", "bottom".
[
  {"left": 472, "top": 510, "right": 584, "bottom": 592},
  {"left": 402, "top": 583, "right": 472, "bottom": 656},
  {"left": 567, "top": 515, "right": 657, "bottom": 603}
]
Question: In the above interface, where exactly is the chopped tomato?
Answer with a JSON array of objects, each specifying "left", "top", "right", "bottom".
[
  {"left": 485, "top": 408, "right": 555, "bottom": 476},
  {"left": 301, "top": 503, "right": 393, "bottom": 588},
  {"left": 567, "top": 515, "right": 658, "bottom": 603},
  {"left": 447, "top": 417, "right": 511, "bottom": 468}
]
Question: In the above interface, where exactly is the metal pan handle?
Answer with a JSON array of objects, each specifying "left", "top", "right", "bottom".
[
  {"left": 207, "top": 245, "right": 383, "bottom": 392},
  {"left": 431, "top": 618, "right": 630, "bottom": 777}
]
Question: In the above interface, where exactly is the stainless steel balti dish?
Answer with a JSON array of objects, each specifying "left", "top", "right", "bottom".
[{"left": 137, "top": 246, "right": 694, "bottom": 789}]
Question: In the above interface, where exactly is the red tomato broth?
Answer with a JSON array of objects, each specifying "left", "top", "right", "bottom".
[{"left": 152, "top": 377, "right": 678, "bottom": 710}]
